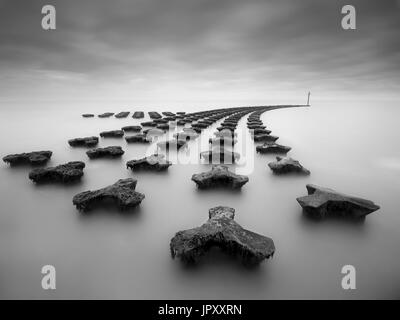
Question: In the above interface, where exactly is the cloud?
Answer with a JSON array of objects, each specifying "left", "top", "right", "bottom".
[{"left": 0, "top": 0, "right": 399, "bottom": 102}]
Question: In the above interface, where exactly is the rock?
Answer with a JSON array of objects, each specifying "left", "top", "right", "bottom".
[
  {"left": 29, "top": 161, "right": 85, "bottom": 183},
  {"left": 98, "top": 112, "right": 114, "bottom": 118},
  {"left": 86, "top": 146, "right": 125, "bottom": 159},
  {"left": 252, "top": 128, "right": 272, "bottom": 135},
  {"left": 256, "top": 142, "right": 291, "bottom": 154},
  {"left": 149, "top": 112, "right": 162, "bottom": 119},
  {"left": 200, "top": 147, "right": 240, "bottom": 163},
  {"left": 121, "top": 126, "right": 142, "bottom": 132},
  {"left": 3, "top": 151, "right": 53, "bottom": 166},
  {"left": 132, "top": 111, "right": 144, "bottom": 118},
  {"left": 82, "top": 114, "right": 94, "bottom": 118},
  {"left": 156, "top": 124, "right": 170, "bottom": 130},
  {"left": 153, "top": 119, "right": 168, "bottom": 124},
  {"left": 170, "top": 206, "right": 275, "bottom": 265},
  {"left": 115, "top": 112, "right": 130, "bottom": 118},
  {"left": 141, "top": 121, "right": 157, "bottom": 127},
  {"left": 125, "top": 134, "right": 151, "bottom": 143},
  {"left": 68, "top": 136, "right": 99, "bottom": 147},
  {"left": 296, "top": 184, "right": 380, "bottom": 219},
  {"left": 247, "top": 124, "right": 266, "bottom": 130},
  {"left": 157, "top": 140, "right": 187, "bottom": 151},
  {"left": 100, "top": 130, "right": 124, "bottom": 138},
  {"left": 192, "top": 165, "right": 248, "bottom": 189},
  {"left": 162, "top": 112, "right": 175, "bottom": 117},
  {"left": 127, "top": 154, "right": 172, "bottom": 171},
  {"left": 253, "top": 134, "right": 279, "bottom": 142},
  {"left": 268, "top": 157, "right": 310, "bottom": 175},
  {"left": 72, "top": 178, "right": 145, "bottom": 212}
]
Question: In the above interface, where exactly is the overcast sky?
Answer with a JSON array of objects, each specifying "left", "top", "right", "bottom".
[{"left": 0, "top": 0, "right": 399, "bottom": 104}]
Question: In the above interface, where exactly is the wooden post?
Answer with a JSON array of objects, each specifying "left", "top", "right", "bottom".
[{"left": 307, "top": 92, "right": 311, "bottom": 106}]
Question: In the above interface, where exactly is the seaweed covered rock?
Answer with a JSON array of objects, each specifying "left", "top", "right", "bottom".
[
  {"left": 170, "top": 206, "right": 275, "bottom": 265},
  {"left": 68, "top": 136, "right": 99, "bottom": 147},
  {"left": 100, "top": 130, "right": 124, "bottom": 138},
  {"left": 132, "top": 111, "right": 144, "bottom": 118},
  {"left": 115, "top": 111, "right": 130, "bottom": 118},
  {"left": 127, "top": 154, "right": 172, "bottom": 171},
  {"left": 200, "top": 147, "right": 240, "bottom": 163},
  {"left": 72, "top": 178, "right": 145, "bottom": 212},
  {"left": 3, "top": 151, "right": 53, "bottom": 166},
  {"left": 268, "top": 156, "right": 310, "bottom": 175},
  {"left": 98, "top": 112, "right": 114, "bottom": 118},
  {"left": 125, "top": 134, "right": 151, "bottom": 143},
  {"left": 192, "top": 165, "right": 248, "bottom": 189},
  {"left": 121, "top": 126, "right": 142, "bottom": 132},
  {"left": 256, "top": 142, "right": 291, "bottom": 154},
  {"left": 157, "top": 139, "right": 187, "bottom": 151},
  {"left": 29, "top": 161, "right": 85, "bottom": 183},
  {"left": 296, "top": 184, "right": 380, "bottom": 220},
  {"left": 86, "top": 146, "right": 125, "bottom": 159}
]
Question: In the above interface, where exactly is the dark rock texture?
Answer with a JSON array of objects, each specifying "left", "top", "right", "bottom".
[
  {"left": 3, "top": 151, "right": 53, "bottom": 166},
  {"left": 200, "top": 147, "right": 240, "bottom": 163},
  {"left": 268, "top": 156, "right": 310, "bottom": 175},
  {"left": 170, "top": 206, "right": 275, "bottom": 265},
  {"left": 100, "top": 130, "right": 124, "bottom": 138},
  {"left": 157, "top": 139, "right": 187, "bottom": 151},
  {"left": 140, "top": 121, "right": 157, "bottom": 127},
  {"left": 132, "top": 111, "right": 144, "bottom": 118},
  {"left": 82, "top": 114, "right": 94, "bottom": 118},
  {"left": 121, "top": 126, "right": 142, "bottom": 132},
  {"left": 253, "top": 134, "right": 279, "bottom": 142},
  {"left": 127, "top": 154, "right": 172, "bottom": 171},
  {"left": 98, "top": 112, "right": 114, "bottom": 118},
  {"left": 68, "top": 136, "right": 99, "bottom": 147},
  {"left": 192, "top": 165, "right": 248, "bottom": 189},
  {"left": 115, "top": 112, "right": 130, "bottom": 118},
  {"left": 252, "top": 128, "right": 272, "bottom": 135},
  {"left": 256, "top": 142, "right": 291, "bottom": 154},
  {"left": 297, "top": 184, "right": 380, "bottom": 219},
  {"left": 86, "top": 146, "right": 125, "bottom": 159},
  {"left": 125, "top": 134, "right": 151, "bottom": 143},
  {"left": 72, "top": 178, "right": 145, "bottom": 212},
  {"left": 149, "top": 112, "right": 162, "bottom": 119},
  {"left": 29, "top": 161, "right": 85, "bottom": 183}
]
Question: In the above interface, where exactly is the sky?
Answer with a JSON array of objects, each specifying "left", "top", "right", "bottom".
[{"left": 0, "top": 0, "right": 399, "bottom": 105}]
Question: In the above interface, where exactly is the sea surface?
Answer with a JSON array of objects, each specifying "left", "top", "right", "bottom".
[{"left": 0, "top": 100, "right": 399, "bottom": 299}]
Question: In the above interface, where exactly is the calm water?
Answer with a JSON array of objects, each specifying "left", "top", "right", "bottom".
[{"left": 0, "top": 100, "right": 399, "bottom": 299}]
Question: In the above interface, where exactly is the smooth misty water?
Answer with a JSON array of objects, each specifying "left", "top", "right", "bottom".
[{"left": 0, "top": 100, "right": 399, "bottom": 299}]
